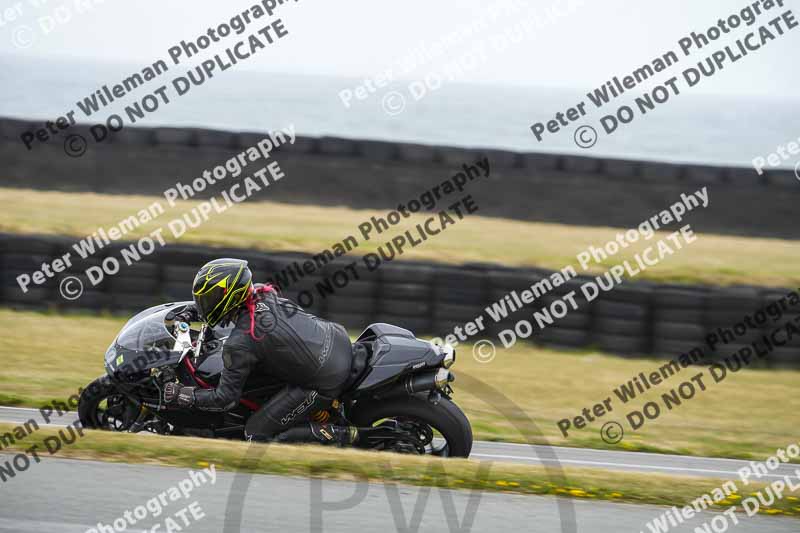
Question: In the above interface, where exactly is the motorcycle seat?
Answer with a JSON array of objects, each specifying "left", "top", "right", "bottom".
[{"left": 341, "top": 341, "right": 370, "bottom": 392}]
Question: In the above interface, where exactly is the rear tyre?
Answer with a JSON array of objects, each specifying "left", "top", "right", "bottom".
[{"left": 349, "top": 395, "right": 473, "bottom": 457}]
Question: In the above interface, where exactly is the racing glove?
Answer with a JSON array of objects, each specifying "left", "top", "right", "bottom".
[{"left": 163, "top": 382, "right": 196, "bottom": 407}]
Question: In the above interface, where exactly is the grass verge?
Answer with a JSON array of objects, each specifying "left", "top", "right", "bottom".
[
  {"left": 2, "top": 187, "right": 799, "bottom": 286},
  {"left": 2, "top": 308, "right": 799, "bottom": 462},
  {"left": 1, "top": 424, "right": 798, "bottom": 518}
]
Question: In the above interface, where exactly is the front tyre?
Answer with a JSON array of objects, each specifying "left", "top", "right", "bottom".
[
  {"left": 78, "top": 376, "right": 139, "bottom": 431},
  {"left": 349, "top": 395, "right": 473, "bottom": 458}
]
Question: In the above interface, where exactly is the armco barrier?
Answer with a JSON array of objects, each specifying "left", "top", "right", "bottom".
[
  {"left": 1, "top": 233, "right": 797, "bottom": 368},
  {"left": 1, "top": 117, "right": 799, "bottom": 239}
]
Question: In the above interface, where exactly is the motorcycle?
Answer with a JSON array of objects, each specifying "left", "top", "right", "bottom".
[{"left": 78, "top": 301, "right": 473, "bottom": 457}]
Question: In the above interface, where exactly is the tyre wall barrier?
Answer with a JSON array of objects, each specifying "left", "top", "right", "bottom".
[
  {"left": 2, "top": 233, "right": 797, "bottom": 368},
  {"left": 1, "top": 117, "right": 799, "bottom": 239}
]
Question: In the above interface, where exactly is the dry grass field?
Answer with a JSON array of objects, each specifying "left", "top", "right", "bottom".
[{"left": 2, "top": 187, "right": 799, "bottom": 286}]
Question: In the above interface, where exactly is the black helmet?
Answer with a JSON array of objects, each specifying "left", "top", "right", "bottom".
[{"left": 192, "top": 258, "right": 253, "bottom": 327}]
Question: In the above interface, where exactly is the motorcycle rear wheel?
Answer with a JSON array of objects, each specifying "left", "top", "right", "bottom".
[{"left": 349, "top": 395, "right": 473, "bottom": 458}]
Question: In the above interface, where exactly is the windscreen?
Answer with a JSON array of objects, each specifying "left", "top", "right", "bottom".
[{"left": 114, "top": 308, "right": 178, "bottom": 359}]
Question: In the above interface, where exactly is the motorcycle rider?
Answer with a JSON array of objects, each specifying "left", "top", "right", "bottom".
[{"left": 161, "top": 258, "right": 367, "bottom": 446}]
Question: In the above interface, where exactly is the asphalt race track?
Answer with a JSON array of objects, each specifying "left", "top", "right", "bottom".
[
  {"left": 0, "top": 458, "right": 796, "bottom": 533},
  {"left": 1, "top": 406, "right": 797, "bottom": 481}
]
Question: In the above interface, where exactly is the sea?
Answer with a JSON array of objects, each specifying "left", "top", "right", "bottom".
[{"left": 1, "top": 55, "right": 798, "bottom": 169}]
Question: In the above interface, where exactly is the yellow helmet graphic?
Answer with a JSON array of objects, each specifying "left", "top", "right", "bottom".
[{"left": 192, "top": 258, "right": 253, "bottom": 327}]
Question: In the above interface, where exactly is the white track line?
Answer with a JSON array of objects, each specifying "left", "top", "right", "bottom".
[{"left": 470, "top": 453, "right": 792, "bottom": 480}]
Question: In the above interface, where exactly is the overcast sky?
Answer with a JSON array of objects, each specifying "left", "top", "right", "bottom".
[{"left": 4, "top": 0, "right": 799, "bottom": 97}]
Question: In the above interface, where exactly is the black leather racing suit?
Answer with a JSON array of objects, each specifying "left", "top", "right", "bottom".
[{"left": 193, "top": 289, "right": 355, "bottom": 442}]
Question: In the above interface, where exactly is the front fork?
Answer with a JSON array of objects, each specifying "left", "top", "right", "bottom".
[{"left": 127, "top": 405, "right": 171, "bottom": 434}]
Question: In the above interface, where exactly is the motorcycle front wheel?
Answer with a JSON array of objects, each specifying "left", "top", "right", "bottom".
[{"left": 78, "top": 375, "right": 139, "bottom": 431}]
